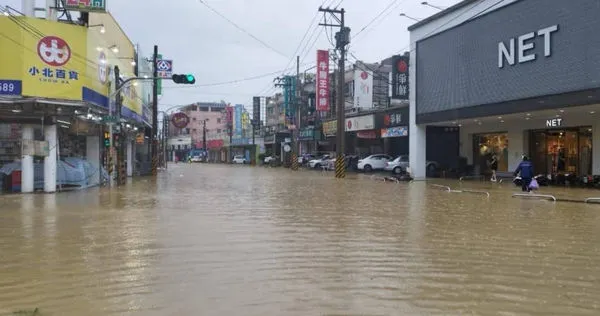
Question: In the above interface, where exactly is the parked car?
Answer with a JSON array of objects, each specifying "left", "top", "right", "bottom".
[
  {"left": 357, "top": 154, "right": 393, "bottom": 172},
  {"left": 190, "top": 155, "right": 204, "bottom": 163},
  {"left": 308, "top": 154, "right": 331, "bottom": 169},
  {"left": 384, "top": 155, "right": 439, "bottom": 175},
  {"left": 232, "top": 155, "right": 247, "bottom": 164}
]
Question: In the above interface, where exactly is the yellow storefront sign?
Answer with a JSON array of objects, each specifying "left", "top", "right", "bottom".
[
  {"left": 0, "top": 15, "right": 143, "bottom": 118},
  {"left": 0, "top": 17, "right": 87, "bottom": 100},
  {"left": 322, "top": 120, "right": 337, "bottom": 136}
]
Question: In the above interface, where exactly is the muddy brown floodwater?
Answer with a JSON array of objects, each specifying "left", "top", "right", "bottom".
[{"left": 1, "top": 164, "right": 600, "bottom": 315}]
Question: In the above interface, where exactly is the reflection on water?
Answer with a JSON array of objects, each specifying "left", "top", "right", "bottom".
[{"left": 1, "top": 164, "right": 600, "bottom": 315}]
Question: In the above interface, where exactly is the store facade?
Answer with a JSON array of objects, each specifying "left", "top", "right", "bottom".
[
  {"left": 409, "top": 0, "right": 600, "bottom": 179},
  {"left": 0, "top": 14, "right": 147, "bottom": 192},
  {"left": 379, "top": 107, "right": 409, "bottom": 157}
]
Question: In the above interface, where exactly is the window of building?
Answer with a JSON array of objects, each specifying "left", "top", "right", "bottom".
[
  {"left": 217, "top": 129, "right": 221, "bottom": 133},
  {"left": 472, "top": 132, "right": 508, "bottom": 174},
  {"left": 530, "top": 127, "right": 592, "bottom": 176},
  {"left": 192, "top": 129, "right": 197, "bottom": 132},
  {"left": 185, "top": 128, "right": 190, "bottom": 134},
  {"left": 193, "top": 117, "right": 197, "bottom": 121},
  {"left": 217, "top": 118, "right": 221, "bottom": 123}
]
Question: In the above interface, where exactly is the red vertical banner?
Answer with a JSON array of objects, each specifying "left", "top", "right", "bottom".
[
  {"left": 316, "top": 50, "right": 330, "bottom": 112},
  {"left": 225, "top": 105, "right": 233, "bottom": 124}
]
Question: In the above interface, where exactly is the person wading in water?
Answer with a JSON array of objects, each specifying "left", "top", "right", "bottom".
[{"left": 514, "top": 155, "right": 534, "bottom": 192}]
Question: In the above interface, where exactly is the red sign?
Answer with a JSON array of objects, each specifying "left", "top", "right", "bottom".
[
  {"left": 316, "top": 50, "right": 330, "bottom": 112},
  {"left": 357, "top": 130, "right": 378, "bottom": 139},
  {"left": 225, "top": 106, "right": 233, "bottom": 124},
  {"left": 171, "top": 112, "right": 190, "bottom": 129},
  {"left": 38, "top": 36, "right": 71, "bottom": 67},
  {"left": 196, "top": 139, "right": 224, "bottom": 149}
]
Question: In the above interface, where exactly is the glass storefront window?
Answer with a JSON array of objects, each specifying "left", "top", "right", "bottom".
[
  {"left": 473, "top": 132, "right": 509, "bottom": 174},
  {"left": 529, "top": 127, "right": 592, "bottom": 176}
]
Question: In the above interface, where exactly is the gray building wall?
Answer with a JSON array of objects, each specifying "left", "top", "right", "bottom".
[{"left": 416, "top": 0, "right": 600, "bottom": 116}]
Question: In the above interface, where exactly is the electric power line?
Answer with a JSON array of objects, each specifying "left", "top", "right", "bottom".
[{"left": 197, "top": 0, "right": 288, "bottom": 58}]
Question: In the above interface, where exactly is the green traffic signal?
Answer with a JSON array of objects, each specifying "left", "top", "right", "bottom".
[
  {"left": 172, "top": 74, "right": 196, "bottom": 84},
  {"left": 186, "top": 74, "right": 195, "bottom": 84}
]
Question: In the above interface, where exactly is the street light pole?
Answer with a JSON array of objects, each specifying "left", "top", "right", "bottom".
[{"left": 203, "top": 119, "right": 207, "bottom": 154}]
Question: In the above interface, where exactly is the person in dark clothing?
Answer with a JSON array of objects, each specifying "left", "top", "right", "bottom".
[
  {"left": 514, "top": 155, "right": 534, "bottom": 192},
  {"left": 489, "top": 154, "right": 498, "bottom": 182}
]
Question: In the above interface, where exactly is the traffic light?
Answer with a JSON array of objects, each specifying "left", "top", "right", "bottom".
[
  {"left": 103, "top": 131, "right": 110, "bottom": 147},
  {"left": 171, "top": 74, "right": 196, "bottom": 84}
]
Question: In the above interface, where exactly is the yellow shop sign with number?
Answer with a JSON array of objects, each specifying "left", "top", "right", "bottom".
[{"left": 0, "top": 16, "right": 88, "bottom": 100}]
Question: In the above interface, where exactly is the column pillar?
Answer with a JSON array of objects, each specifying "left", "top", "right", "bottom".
[
  {"left": 507, "top": 128, "right": 526, "bottom": 172},
  {"left": 45, "top": 0, "right": 57, "bottom": 21},
  {"left": 592, "top": 121, "right": 600, "bottom": 175},
  {"left": 43, "top": 124, "right": 57, "bottom": 193},
  {"left": 409, "top": 124, "right": 427, "bottom": 179},
  {"left": 127, "top": 140, "right": 133, "bottom": 176},
  {"left": 86, "top": 135, "right": 100, "bottom": 186},
  {"left": 21, "top": 125, "right": 35, "bottom": 193}
]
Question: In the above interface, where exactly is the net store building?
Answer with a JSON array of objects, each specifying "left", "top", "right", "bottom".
[{"left": 408, "top": 0, "right": 600, "bottom": 180}]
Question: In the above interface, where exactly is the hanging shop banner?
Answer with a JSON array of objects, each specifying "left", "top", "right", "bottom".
[
  {"left": 322, "top": 120, "right": 337, "bottom": 136},
  {"left": 65, "top": 0, "right": 107, "bottom": 12},
  {"left": 252, "top": 96, "right": 261, "bottom": 127},
  {"left": 381, "top": 126, "right": 408, "bottom": 138},
  {"left": 353, "top": 62, "right": 374, "bottom": 108},
  {"left": 391, "top": 55, "right": 409, "bottom": 100},
  {"left": 316, "top": 50, "right": 330, "bottom": 112},
  {"left": 234, "top": 104, "right": 243, "bottom": 138},
  {"left": 345, "top": 115, "right": 375, "bottom": 132},
  {"left": 171, "top": 112, "right": 189, "bottom": 129}
]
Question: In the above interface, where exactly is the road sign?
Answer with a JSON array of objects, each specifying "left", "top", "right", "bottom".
[
  {"left": 157, "top": 54, "right": 163, "bottom": 95},
  {"left": 156, "top": 59, "right": 173, "bottom": 79},
  {"left": 102, "top": 115, "right": 118, "bottom": 123}
]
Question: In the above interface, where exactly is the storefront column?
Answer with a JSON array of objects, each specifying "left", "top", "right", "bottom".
[
  {"left": 383, "top": 138, "right": 391, "bottom": 156},
  {"left": 409, "top": 125, "right": 427, "bottom": 179},
  {"left": 86, "top": 135, "right": 100, "bottom": 186},
  {"left": 21, "top": 125, "right": 35, "bottom": 193},
  {"left": 507, "top": 128, "right": 527, "bottom": 171},
  {"left": 592, "top": 122, "right": 600, "bottom": 175},
  {"left": 43, "top": 124, "right": 57, "bottom": 193},
  {"left": 460, "top": 130, "right": 472, "bottom": 164},
  {"left": 127, "top": 140, "right": 133, "bottom": 177}
]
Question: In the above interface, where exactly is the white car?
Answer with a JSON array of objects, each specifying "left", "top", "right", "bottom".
[
  {"left": 190, "top": 155, "right": 203, "bottom": 162},
  {"left": 232, "top": 155, "right": 247, "bottom": 164},
  {"left": 357, "top": 154, "right": 392, "bottom": 172},
  {"left": 384, "top": 155, "right": 439, "bottom": 175},
  {"left": 308, "top": 155, "right": 331, "bottom": 169}
]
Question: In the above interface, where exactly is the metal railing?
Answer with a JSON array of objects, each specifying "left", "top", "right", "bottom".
[{"left": 512, "top": 193, "right": 556, "bottom": 202}]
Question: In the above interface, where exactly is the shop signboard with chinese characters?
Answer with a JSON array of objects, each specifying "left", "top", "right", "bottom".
[
  {"left": 65, "top": 0, "right": 107, "bottom": 12},
  {"left": 381, "top": 126, "right": 408, "bottom": 138},
  {"left": 345, "top": 115, "right": 375, "bottom": 132},
  {"left": 0, "top": 17, "right": 87, "bottom": 101},
  {"left": 353, "top": 62, "right": 373, "bottom": 108},
  {"left": 391, "top": 55, "right": 409, "bottom": 100},
  {"left": 322, "top": 120, "right": 337, "bottom": 136},
  {"left": 298, "top": 127, "right": 320, "bottom": 141},
  {"left": 315, "top": 50, "right": 330, "bottom": 112},
  {"left": 382, "top": 107, "right": 408, "bottom": 128},
  {"left": 252, "top": 96, "right": 261, "bottom": 127}
]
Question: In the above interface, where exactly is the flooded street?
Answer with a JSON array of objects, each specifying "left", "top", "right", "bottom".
[{"left": 1, "top": 164, "right": 600, "bottom": 315}]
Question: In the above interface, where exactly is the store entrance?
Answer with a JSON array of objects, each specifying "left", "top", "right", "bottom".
[
  {"left": 473, "top": 132, "right": 509, "bottom": 175},
  {"left": 529, "top": 127, "right": 592, "bottom": 176}
]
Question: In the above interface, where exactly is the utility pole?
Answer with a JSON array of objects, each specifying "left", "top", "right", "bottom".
[
  {"left": 274, "top": 76, "right": 293, "bottom": 168},
  {"left": 202, "top": 119, "right": 207, "bottom": 156},
  {"left": 114, "top": 65, "right": 126, "bottom": 186},
  {"left": 319, "top": 6, "right": 349, "bottom": 178},
  {"left": 291, "top": 55, "right": 301, "bottom": 170},
  {"left": 151, "top": 45, "right": 159, "bottom": 176}
]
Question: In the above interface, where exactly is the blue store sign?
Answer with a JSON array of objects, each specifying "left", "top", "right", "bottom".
[
  {"left": 381, "top": 126, "right": 408, "bottom": 138},
  {"left": 231, "top": 138, "right": 250, "bottom": 146},
  {"left": 298, "top": 128, "right": 318, "bottom": 141}
]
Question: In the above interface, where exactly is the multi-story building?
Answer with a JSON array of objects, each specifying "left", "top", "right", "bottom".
[{"left": 167, "top": 102, "right": 227, "bottom": 161}]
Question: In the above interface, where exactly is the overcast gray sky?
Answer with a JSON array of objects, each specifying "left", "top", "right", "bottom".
[{"left": 6, "top": 0, "right": 460, "bottom": 110}]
